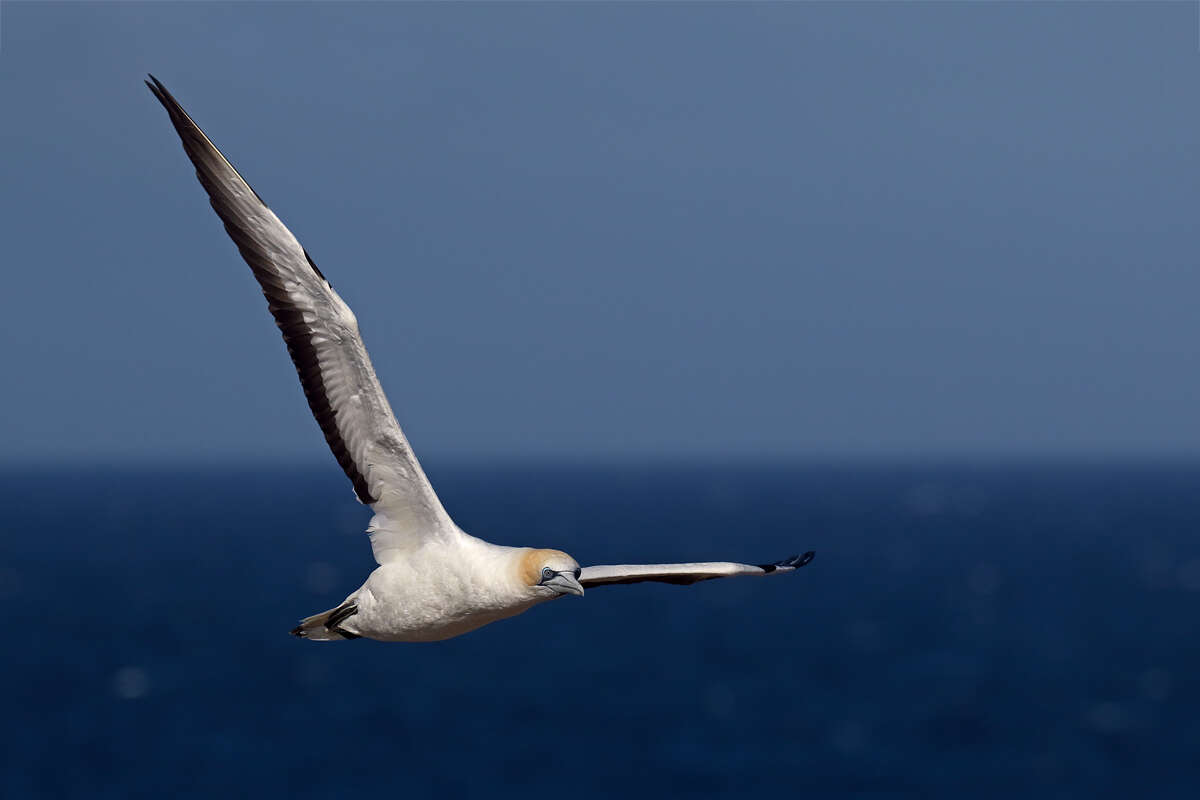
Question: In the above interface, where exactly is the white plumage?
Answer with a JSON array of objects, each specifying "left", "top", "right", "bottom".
[{"left": 147, "top": 76, "right": 814, "bottom": 643}]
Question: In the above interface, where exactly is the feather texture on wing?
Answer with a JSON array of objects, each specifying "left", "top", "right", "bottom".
[
  {"left": 580, "top": 552, "right": 815, "bottom": 587},
  {"left": 146, "top": 76, "right": 456, "bottom": 562}
]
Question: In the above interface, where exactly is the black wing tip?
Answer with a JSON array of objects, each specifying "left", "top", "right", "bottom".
[
  {"left": 144, "top": 74, "right": 195, "bottom": 133},
  {"left": 758, "top": 551, "right": 816, "bottom": 573},
  {"left": 146, "top": 74, "right": 171, "bottom": 95},
  {"left": 144, "top": 74, "right": 172, "bottom": 106},
  {"left": 144, "top": 72, "right": 274, "bottom": 207}
]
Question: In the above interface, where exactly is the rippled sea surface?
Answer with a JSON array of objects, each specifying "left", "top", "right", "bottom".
[{"left": 2, "top": 462, "right": 1198, "bottom": 797}]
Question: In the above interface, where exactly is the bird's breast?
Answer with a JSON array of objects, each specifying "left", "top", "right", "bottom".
[{"left": 349, "top": 551, "right": 537, "bottom": 642}]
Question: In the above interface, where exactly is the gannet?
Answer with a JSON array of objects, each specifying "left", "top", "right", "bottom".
[{"left": 146, "top": 76, "right": 815, "bottom": 643}]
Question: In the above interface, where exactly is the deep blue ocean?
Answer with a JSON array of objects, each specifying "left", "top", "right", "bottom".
[{"left": 2, "top": 461, "right": 1197, "bottom": 797}]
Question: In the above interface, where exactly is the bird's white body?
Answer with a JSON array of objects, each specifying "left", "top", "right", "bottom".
[
  {"left": 335, "top": 537, "right": 547, "bottom": 642},
  {"left": 147, "top": 76, "right": 814, "bottom": 644}
]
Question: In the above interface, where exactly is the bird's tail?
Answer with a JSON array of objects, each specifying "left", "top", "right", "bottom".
[{"left": 290, "top": 600, "right": 360, "bottom": 641}]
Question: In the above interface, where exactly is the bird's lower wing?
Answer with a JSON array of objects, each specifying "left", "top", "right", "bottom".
[{"left": 579, "top": 552, "right": 814, "bottom": 588}]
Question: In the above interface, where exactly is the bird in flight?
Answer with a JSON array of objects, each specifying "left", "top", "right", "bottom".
[{"left": 146, "top": 75, "right": 815, "bottom": 642}]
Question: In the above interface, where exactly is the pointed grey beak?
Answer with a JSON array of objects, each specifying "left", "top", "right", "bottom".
[{"left": 543, "top": 571, "right": 585, "bottom": 597}]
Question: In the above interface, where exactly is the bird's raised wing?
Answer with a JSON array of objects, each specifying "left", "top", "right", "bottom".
[
  {"left": 146, "top": 76, "right": 455, "bottom": 562},
  {"left": 579, "top": 552, "right": 815, "bottom": 588}
]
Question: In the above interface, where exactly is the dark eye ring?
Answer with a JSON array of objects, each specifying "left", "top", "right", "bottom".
[{"left": 541, "top": 567, "right": 555, "bottom": 580}]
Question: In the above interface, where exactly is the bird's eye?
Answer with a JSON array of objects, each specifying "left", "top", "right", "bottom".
[
  {"left": 574, "top": 568, "right": 582, "bottom": 579},
  {"left": 541, "top": 567, "right": 555, "bottom": 581}
]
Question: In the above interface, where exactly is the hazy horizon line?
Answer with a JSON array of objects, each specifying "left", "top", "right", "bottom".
[{"left": 7, "top": 450, "right": 1200, "bottom": 472}]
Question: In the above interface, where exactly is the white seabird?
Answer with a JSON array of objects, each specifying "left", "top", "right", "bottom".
[{"left": 146, "top": 76, "right": 815, "bottom": 643}]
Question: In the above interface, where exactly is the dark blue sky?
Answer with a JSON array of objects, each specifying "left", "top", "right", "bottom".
[{"left": 2, "top": 2, "right": 1197, "bottom": 463}]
